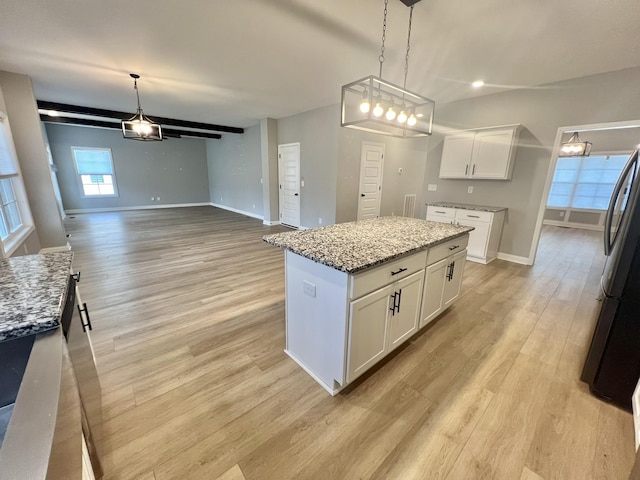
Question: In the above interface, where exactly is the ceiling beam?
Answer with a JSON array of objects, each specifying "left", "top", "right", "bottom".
[
  {"left": 37, "top": 100, "right": 244, "bottom": 134},
  {"left": 39, "top": 114, "right": 222, "bottom": 139}
]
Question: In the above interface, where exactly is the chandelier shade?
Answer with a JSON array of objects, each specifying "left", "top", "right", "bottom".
[
  {"left": 121, "top": 73, "right": 162, "bottom": 141},
  {"left": 341, "top": 75, "right": 434, "bottom": 138}
]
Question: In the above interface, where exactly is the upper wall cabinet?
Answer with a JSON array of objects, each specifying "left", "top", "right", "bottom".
[{"left": 439, "top": 125, "right": 521, "bottom": 180}]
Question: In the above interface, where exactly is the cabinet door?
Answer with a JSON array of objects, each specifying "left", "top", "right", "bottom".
[
  {"left": 470, "top": 129, "right": 516, "bottom": 179},
  {"left": 443, "top": 250, "right": 467, "bottom": 308},
  {"left": 388, "top": 270, "right": 424, "bottom": 351},
  {"left": 347, "top": 286, "right": 391, "bottom": 383},
  {"left": 421, "top": 258, "right": 448, "bottom": 328},
  {"left": 455, "top": 217, "right": 490, "bottom": 260},
  {"left": 439, "top": 133, "right": 475, "bottom": 178}
]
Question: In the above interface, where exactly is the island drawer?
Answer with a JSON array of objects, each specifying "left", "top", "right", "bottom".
[
  {"left": 349, "top": 250, "right": 427, "bottom": 300},
  {"left": 427, "top": 235, "right": 469, "bottom": 265}
]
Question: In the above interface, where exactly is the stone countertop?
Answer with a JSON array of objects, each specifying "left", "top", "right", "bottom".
[
  {"left": 427, "top": 202, "right": 507, "bottom": 213},
  {"left": 0, "top": 252, "right": 73, "bottom": 342},
  {"left": 263, "top": 217, "right": 473, "bottom": 274}
]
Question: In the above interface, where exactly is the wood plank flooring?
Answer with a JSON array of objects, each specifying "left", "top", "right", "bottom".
[{"left": 64, "top": 207, "right": 636, "bottom": 480}]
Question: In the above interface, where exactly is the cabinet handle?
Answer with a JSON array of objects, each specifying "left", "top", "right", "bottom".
[
  {"left": 465, "top": 165, "right": 469, "bottom": 176},
  {"left": 77, "top": 303, "right": 93, "bottom": 332},
  {"left": 397, "top": 288, "right": 402, "bottom": 314},
  {"left": 448, "top": 245, "right": 459, "bottom": 250},
  {"left": 389, "top": 292, "right": 397, "bottom": 316},
  {"left": 391, "top": 267, "right": 408, "bottom": 276},
  {"left": 72, "top": 271, "right": 81, "bottom": 283},
  {"left": 467, "top": 214, "right": 480, "bottom": 218},
  {"left": 435, "top": 210, "right": 446, "bottom": 214},
  {"left": 447, "top": 261, "right": 456, "bottom": 281},
  {"left": 472, "top": 164, "right": 476, "bottom": 175}
]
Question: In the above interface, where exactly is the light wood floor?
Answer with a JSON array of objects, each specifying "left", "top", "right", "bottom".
[{"left": 65, "top": 207, "right": 636, "bottom": 480}]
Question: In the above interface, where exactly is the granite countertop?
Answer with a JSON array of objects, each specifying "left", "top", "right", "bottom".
[
  {"left": 427, "top": 202, "right": 506, "bottom": 213},
  {"left": 0, "top": 252, "right": 73, "bottom": 342},
  {"left": 263, "top": 216, "right": 473, "bottom": 273}
]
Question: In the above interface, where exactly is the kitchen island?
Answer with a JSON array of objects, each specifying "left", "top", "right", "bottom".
[{"left": 264, "top": 216, "right": 473, "bottom": 394}]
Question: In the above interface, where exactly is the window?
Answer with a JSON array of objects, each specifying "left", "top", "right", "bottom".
[
  {"left": 72, "top": 147, "right": 118, "bottom": 197},
  {"left": 0, "top": 111, "right": 32, "bottom": 256},
  {"left": 547, "top": 154, "right": 629, "bottom": 210}
]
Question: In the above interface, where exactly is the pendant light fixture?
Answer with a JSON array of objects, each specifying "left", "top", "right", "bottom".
[
  {"left": 121, "top": 73, "right": 162, "bottom": 141},
  {"left": 560, "top": 132, "right": 592, "bottom": 157},
  {"left": 341, "top": 0, "right": 434, "bottom": 138}
]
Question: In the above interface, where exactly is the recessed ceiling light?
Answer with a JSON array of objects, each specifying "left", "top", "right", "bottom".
[{"left": 471, "top": 80, "right": 484, "bottom": 88}]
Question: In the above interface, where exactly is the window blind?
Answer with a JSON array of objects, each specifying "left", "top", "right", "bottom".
[{"left": 73, "top": 148, "right": 114, "bottom": 175}]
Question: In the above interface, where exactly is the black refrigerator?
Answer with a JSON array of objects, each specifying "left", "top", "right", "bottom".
[{"left": 582, "top": 149, "right": 640, "bottom": 412}]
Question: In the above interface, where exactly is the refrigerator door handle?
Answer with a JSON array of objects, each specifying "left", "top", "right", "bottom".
[{"left": 604, "top": 150, "right": 639, "bottom": 256}]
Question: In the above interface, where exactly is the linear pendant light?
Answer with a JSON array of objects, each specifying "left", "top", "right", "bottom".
[
  {"left": 341, "top": 0, "right": 434, "bottom": 138},
  {"left": 121, "top": 73, "right": 162, "bottom": 141}
]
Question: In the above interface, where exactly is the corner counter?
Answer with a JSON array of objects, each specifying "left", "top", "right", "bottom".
[{"left": 264, "top": 217, "right": 473, "bottom": 394}]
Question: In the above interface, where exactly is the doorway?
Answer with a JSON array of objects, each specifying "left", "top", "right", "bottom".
[
  {"left": 530, "top": 119, "right": 640, "bottom": 264},
  {"left": 278, "top": 143, "right": 301, "bottom": 228},
  {"left": 357, "top": 141, "right": 385, "bottom": 220}
]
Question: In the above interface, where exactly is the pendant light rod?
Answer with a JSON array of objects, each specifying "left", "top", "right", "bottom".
[{"left": 130, "top": 73, "right": 143, "bottom": 113}]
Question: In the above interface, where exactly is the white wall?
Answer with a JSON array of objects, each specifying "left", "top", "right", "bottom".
[
  {"left": 423, "top": 66, "right": 640, "bottom": 260},
  {"left": 47, "top": 123, "right": 210, "bottom": 211},
  {"left": 0, "top": 71, "right": 66, "bottom": 250},
  {"left": 206, "top": 125, "right": 263, "bottom": 218}
]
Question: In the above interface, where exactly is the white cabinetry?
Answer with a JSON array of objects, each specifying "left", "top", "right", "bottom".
[
  {"left": 347, "top": 270, "right": 423, "bottom": 383},
  {"left": 427, "top": 206, "right": 505, "bottom": 264},
  {"left": 439, "top": 126, "right": 520, "bottom": 180},
  {"left": 284, "top": 234, "right": 470, "bottom": 395},
  {"left": 421, "top": 240, "right": 467, "bottom": 328}
]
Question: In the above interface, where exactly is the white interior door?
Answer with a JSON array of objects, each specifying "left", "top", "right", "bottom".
[
  {"left": 357, "top": 141, "right": 385, "bottom": 220},
  {"left": 278, "top": 143, "right": 301, "bottom": 228}
]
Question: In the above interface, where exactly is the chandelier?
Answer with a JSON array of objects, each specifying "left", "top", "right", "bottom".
[
  {"left": 560, "top": 132, "right": 592, "bottom": 157},
  {"left": 121, "top": 73, "right": 162, "bottom": 141},
  {"left": 341, "top": 0, "right": 434, "bottom": 138}
]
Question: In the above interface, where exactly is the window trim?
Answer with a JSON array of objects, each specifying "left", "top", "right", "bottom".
[
  {"left": 71, "top": 146, "right": 119, "bottom": 198},
  {"left": 0, "top": 111, "right": 34, "bottom": 258}
]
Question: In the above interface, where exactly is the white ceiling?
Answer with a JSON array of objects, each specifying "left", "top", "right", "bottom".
[{"left": 1, "top": 0, "right": 639, "bottom": 130}]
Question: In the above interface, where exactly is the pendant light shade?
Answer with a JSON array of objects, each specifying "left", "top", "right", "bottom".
[
  {"left": 121, "top": 74, "right": 162, "bottom": 141},
  {"left": 560, "top": 132, "right": 592, "bottom": 157},
  {"left": 341, "top": 0, "right": 434, "bottom": 138}
]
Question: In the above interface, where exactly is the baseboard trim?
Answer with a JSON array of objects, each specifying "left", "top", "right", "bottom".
[
  {"left": 209, "top": 203, "right": 264, "bottom": 220},
  {"left": 263, "top": 220, "right": 281, "bottom": 226},
  {"left": 65, "top": 203, "right": 211, "bottom": 214},
  {"left": 496, "top": 252, "right": 532, "bottom": 265},
  {"left": 543, "top": 220, "right": 604, "bottom": 232}
]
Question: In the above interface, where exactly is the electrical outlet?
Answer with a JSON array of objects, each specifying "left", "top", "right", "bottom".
[
  {"left": 303, "top": 281, "right": 316, "bottom": 297},
  {"left": 301, "top": 180, "right": 305, "bottom": 187},
  {"left": 467, "top": 186, "right": 474, "bottom": 194},
  {"left": 156, "top": 196, "right": 160, "bottom": 201},
  {"left": 260, "top": 178, "right": 263, "bottom": 184},
  {"left": 318, "top": 217, "right": 323, "bottom": 224},
  {"left": 252, "top": 203, "right": 256, "bottom": 209},
  {"left": 428, "top": 184, "right": 437, "bottom": 191},
  {"left": 150, "top": 196, "right": 155, "bottom": 201}
]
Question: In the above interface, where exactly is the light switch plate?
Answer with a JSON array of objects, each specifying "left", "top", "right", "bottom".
[
  {"left": 303, "top": 281, "right": 316, "bottom": 297},
  {"left": 428, "top": 184, "right": 437, "bottom": 191}
]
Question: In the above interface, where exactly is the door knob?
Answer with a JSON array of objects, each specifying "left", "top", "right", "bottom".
[
  {"left": 360, "top": 193, "right": 365, "bottom": 197},
  {"left": 294, "top": 193, "right": 299, "bottom": 196}
]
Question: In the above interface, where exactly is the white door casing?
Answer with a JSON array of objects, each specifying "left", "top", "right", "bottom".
[
  {"left": 278, "top": 143, "right": 301, "bottom": 228},
  {"left": 357, "top": 141, "right": 385, "bottom": 220}
]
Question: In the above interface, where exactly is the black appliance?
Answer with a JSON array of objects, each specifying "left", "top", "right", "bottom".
[{"left": 582, "top": 149, "right": 640, "bottom": 412}]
